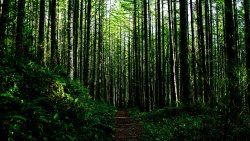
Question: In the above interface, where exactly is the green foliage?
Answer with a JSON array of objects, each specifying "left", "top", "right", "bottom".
[
  {"left": 130, "top": 104, "right": 250, "bottom": 141},
  {"left": 0, "top": 56, "right": 115, "bottom": 141}
]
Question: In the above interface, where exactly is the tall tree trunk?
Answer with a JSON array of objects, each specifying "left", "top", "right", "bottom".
[
  {"left": 90, "top": 5, "right": 97, "bottom": 98},
  {"left": 143, "top": 0, "right": 149, "bottom": 111},
  {"left": 197, "top": 0, "right": 205, "bottom": 102},
  {"left": 161, "top": 0, "right": 166, "bottom": 107},
  {"left": 180, "top": 0, "right": 191, "bottom": 105},
  {"left": 67, "top": 0, "right": 74, "bottom": 80},
  {"left": 79, "top": 0, "right": 83, "bottom": 82},
  {"left": 224, "top": 0, "right": 241, "bottom": 111},
  {"left": 16, "top": 0, "right": 26, "bottom": 58},
  {"left": 108, "top": 7, "right": 114, "bottom": 104},
  {"left": 190, "top": 0, "right": 197, "bottom": 102},
  {"left": 173, "top": 0, "right": 179, "bottom": 104},
  {"left": 38, "top": 0, "right": 45, "bottom": 65},
  {"left": 0, "top": 0, "right": 2, "bottom": 12},
  {"left": 156, "top": 0, "right": 163, "bottom": 108},
  {"left": 73, "top": 0, "right": 79, "bottom": 79},
  {"left": 209, "top": 0, "right": 214, "bottom": 106},
  {"left": 244, "top": 0, "right": 250, "bottom": 113},
  {"left": 133, "top": 0, "right": 140, "bottom": 108},
  {"left": 169, "top": 0, "right": 177, "bottom": 106},
  {"left": 0, "top": 0, "right": 10, "bottom": 57},
  {"left": 128, "top": 16, "right": 132, "bottom": 107},
  {"left": 96, "top": 0, "right": 104, "bottom": 101},
  {"left": 204, "top": 0, "right": 210, "bottom": 104},
  {"left": 50, "top": 0, "right": 59, "bottom": 67},
  {"left": 83, "top": 0, "right": 92, "bottom": 85}
]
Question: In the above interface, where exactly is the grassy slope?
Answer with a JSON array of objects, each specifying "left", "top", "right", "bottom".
[
  {"left": 0, "top": 57, "right": 115, "bottom": 141},
  {"left": 130, "top": 104, "right": 250, "bottom": 141}
]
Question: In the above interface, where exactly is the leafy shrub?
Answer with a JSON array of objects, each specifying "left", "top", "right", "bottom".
[
  {"left": 131, "top": 104, "right": 250, "bottom": 141},
  {"left": 0, "top": 56, "right": 115, "bottom": 141}
]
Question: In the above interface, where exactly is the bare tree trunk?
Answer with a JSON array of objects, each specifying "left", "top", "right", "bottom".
[
  {"left": 16, "top": 0, "right": 26, "bottom": 58},
  {"left": 73, "top": 0, "right": 79, "bottom": 79},
  {"left": 83, "top": 0, "right": 92, "bottom": 85},
  {"left": 0, "top": 0, "right": 10, "bottom": 57},
  {"left": 190, "top": 0, "right": 197, "bottom": 102},
  {"left": 180, "top": 0, "right": 191, "bottom": 105},
  {"left": 143, "top": 0, "right": 149, "bottom": 111},
  {"left": 244, "top": 0, "right": 250, "bottom": 113},
  {"left": 67, "top": 0, "right": 74, "bottom": 80},
  {"left": 225, "top": 0, "right": 241, "bottom": 111},
  {"left": 50, "top": 0, "right": 59, "bottom": 67},
  {"left": 38, "top": 0, "right": 45, "bottom": 65}
]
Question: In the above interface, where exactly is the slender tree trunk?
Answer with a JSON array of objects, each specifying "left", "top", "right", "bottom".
[
  {"left": 190, "top": 0, "right": 197, "bottom": 102},
  {"left": 148, "top": 1, "right": 154, "bottom": 109},
  {"left": 108, "top": 7, "right": 114, "bottom": 104},
  {"left": 79, "top": 0, "right": 83, "bottom": 82},
  {"left": 16, "top": 0, "right": 26, "bottom": 58},
  {"left": 90, "top": 5, "right": 97, "bottom": 98},
  {"left": 0, "top": 0, "right": 10, "bottom": 57},
  {"left": 83, "top": 0, "right": 92, "bottom": 85},
  {"left": 50, "top": 0, "right": 59, "bottom": 67},
  {"left": 244, "top": 0, "right": 250, "bottom": 113},
  {"left": 73, "top": 0, "right": 79, "bottom": 79},
  {"left": 173, "top": 0, "right": 179, "bottom": 104},
  {"left": 0, "top": 0, "right": 2, "bottom": 12},
  {"left": 209, "top": 0, "right": 214, "bottom": 106},
  {"left": 180, "top": 0, "right": 191, "bottom": 105},
  {"left": 156, "top": 0, "right": 163, "bottom": 108},
  {"left": 197, "top": 0, "right": 205, "bottom": 102},
  {"left": 168, "top": 0, "right": 177, "bottom": 106},
  {"left": 67, "top": 0, "right": 74, "bottom": 80},
  {"left": 143, "top": 0, "right": 149, "bottom": 111},
  {"left": 224, "top": 0, "right": 241, "bottom": 111},
  {"left": 133, "top": 0, "right": 140, "bottom": 108},
  {"left": 96, "top": 0, "right": 104, "bottom": 101},
  {"left": 161, "top": 0, "right": 166, "bottom": 107},
  {"left": 128, "top": 16, "right": 132, "bottom": 107},
  {"left": 204, "top": 0, "right": 210, "bottom": 104},
  {"left": 38, "top": 0, "right": 45, "bottom": 65}
]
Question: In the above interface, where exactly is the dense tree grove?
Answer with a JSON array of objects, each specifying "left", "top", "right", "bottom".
[
  {"left": 1, "top": 0, "right": 250, "bottom": 140},
  {"left": 0, "top": 0, "right": 250, "bottom": 112}
]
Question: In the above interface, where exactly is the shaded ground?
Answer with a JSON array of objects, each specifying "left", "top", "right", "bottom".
[{"left": 113, "top": 110, "right": 143, "bottom": 141}]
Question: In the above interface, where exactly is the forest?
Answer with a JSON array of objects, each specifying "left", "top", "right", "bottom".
[{"left": 0, "top": 0, "right": 250, "bottom": 140}]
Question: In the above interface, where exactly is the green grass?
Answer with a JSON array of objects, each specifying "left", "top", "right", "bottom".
[
  {"left": 0, "top": 56, "right": 115, "bottom": 141},
  {"left": 130, "top": 105, "right": 250, "bottom": 141}
]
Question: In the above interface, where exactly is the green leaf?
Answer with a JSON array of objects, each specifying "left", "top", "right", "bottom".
[
  {"left": 54, "top": 113, "right": 59, "bottom": 120},
  {"left": 0, "top": 93, "right": 13, "bottom": 98}
]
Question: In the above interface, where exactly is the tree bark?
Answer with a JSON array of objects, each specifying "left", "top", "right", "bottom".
[
  {"left": 190, "top": 0, "right": 197, "bottom": 102},
  {"left": 0, "top": 0, "right": 10, "bottom": 57},
  {"left": 16, "top": 0, "right": 26, "bottom": 58},
  {"left": 143, "top": 0, "right": 149, "bottom": 111},
  {"left": 180, "top": 0, "right": 191, "bottom": 105},
  {"left": 50, "top": 0, "right": 59, "bottom": 67},
  {"left": 83, "top": 0, "right": 92, "bottom": 85},
  {"left": 73, "top": 0, "right": 79, "bottom": 79},
  {"left": 38, "top": 0, "right": 45, "bottom": 65},
  {"left": 225, "top": 0, "right": 241, "bottom": 111},
  {"left": 244, "top": 0, "right": 250, "bottom": 113},
  {"left": 67, "top": 0, "right": 74, "bottom": 80}
]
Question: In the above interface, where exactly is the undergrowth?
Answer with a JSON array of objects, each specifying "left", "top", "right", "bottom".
[
  {"left": 0, "top": 56, "right": 115, "bottom": 141},
  {"left": 130, "top": 104, "right": 250, "bottom": 141}
]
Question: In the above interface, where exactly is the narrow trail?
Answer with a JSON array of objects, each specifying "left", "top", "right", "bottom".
[{"left": 113, "top": 110, "right": 143, "bottom": 141}]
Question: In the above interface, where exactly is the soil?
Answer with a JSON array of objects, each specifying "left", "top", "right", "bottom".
[{"left": 113, "top": 110, "right": 143, "bottom": 141}]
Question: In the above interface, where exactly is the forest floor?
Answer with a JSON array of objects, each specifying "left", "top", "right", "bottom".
[{"left": 113, "top": 110, "right": 143, "bottom": 141}]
